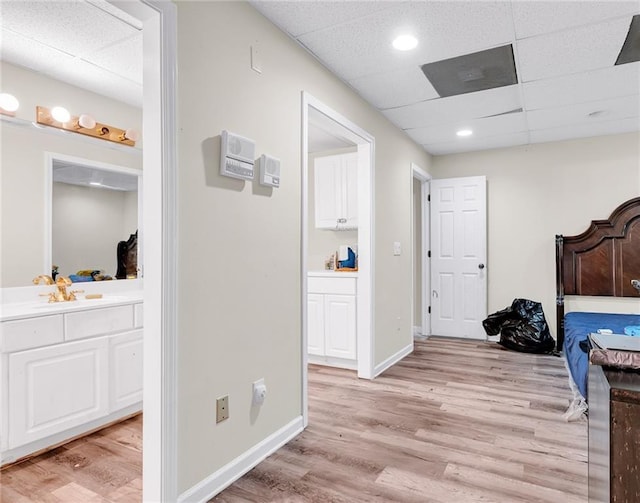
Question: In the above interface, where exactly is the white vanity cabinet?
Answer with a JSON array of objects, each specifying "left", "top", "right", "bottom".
[
  {"left": 307, "top": 274, "right": 357, "bottom": 368},
  {"left": 314, "top": 152, "right": 358, "bottom": 230},
  {"left": 0, "top": 300, "right": 143, "bottom": 465}
]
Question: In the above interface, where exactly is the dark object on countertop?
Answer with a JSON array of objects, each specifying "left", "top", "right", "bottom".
[
  {"left": 116, "top": 231, "right": 138, "bottom": 280},
  {"left": 483, "top": 298, "right": 555, "bottom": 354}
]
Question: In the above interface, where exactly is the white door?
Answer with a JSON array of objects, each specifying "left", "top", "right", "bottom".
[{"left": 430, "top": 176, "right": 487, "bottom": 339}]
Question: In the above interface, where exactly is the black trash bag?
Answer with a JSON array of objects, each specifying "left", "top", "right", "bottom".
[{"left": 482, "top": 298, "right": 555, "bottom": 354}]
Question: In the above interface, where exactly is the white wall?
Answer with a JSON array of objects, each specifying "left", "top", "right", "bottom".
[
  {"left": 0, "top": 62, "right": 142, "bottom": 287},
  {"left": 175, "top": 1, "right": 431, "bottom": 494},
  {"left": 52, "top": 182, "right": 137, "bottom": 277},
  {"left": 308, "top": 148, "right": 357, "bottom": 271},
  {"left": 431, "top": 132, "right": 640, "bottom": 336}
]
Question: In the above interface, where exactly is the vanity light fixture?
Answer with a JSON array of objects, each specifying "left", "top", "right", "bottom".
[
  {"left": 456, "top": 129, "right": 473, "bottom": 137},
  {"left": 36, "top": 106, "right": 139, "bottom": 147},
  {"left": 0, "top": 92, "right": 20, "bottom": 116},
  {"left": 392, "top": 34, "right": 418, "bottom": 51}
]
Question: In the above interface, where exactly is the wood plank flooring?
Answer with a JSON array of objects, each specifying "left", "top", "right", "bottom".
[
  {"left": 213, "top": 338, "right": 587, "bottom": 503},
  {"left": 0, "top": 414, "right": 142, "bottom": 503},
  {"left": 1, "top": 338, "right": 587, "bottom": 502}
]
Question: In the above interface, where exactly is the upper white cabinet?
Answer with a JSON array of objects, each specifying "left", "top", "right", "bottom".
[{"left": 314, "top": 152, "right": 358, "bottom": 230}]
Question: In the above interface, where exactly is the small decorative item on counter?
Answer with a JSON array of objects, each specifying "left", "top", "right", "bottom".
[{"left": 328, "top": 254, "right": 335, "bottom": 270}]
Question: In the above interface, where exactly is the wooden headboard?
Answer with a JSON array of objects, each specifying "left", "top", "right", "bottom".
[{"left": 555, "top": 197, "right": 640, "bottom": 351}]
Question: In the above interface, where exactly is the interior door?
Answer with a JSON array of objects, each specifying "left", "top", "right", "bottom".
[{"left": 430, "top": 176, "right": 487, "bottom": 339}]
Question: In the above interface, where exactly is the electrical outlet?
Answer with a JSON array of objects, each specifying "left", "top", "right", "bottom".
[
  {"left": 216, "top": 395, "right": 229, "bottom": 423},
  {"left": 252, "top": 378, "right": 267, "bottom": 406}
]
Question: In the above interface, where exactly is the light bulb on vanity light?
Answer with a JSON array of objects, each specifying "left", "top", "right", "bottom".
[
  {"left": 51, "top": 106, "right": 71, "bottom": 123},
  {"left": 119, "top": 128, "right": 140, "bottom": 142},
  {"left": 0, "top": 93, "right": 20, "bottom": 114},
  {"left": 77, "top": 113, "right": 96, "bottom": 129},
  {"left": 456, "top": 129, "right": 473, "bottom": 137}
]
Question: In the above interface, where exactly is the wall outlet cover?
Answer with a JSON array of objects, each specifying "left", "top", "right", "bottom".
[{"left": 216, "top": 395, "right": 229, "bottom": 423}]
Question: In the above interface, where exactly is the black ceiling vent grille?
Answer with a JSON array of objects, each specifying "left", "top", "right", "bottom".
[
  {"left": 615, "top": 14, "right": 640, "bottom": 65},
  {"left": 421, "top": 44, "right": 518, "bottom": 98}
]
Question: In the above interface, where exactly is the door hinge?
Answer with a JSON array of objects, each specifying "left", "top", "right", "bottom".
[
  {"left": 427, "top": 250, "right": 431, "bottom": 258},
  {"left": 428, "top": 306, "right": 431, "bottom": 314},
  {"left": 427, "top": 194, "right": 431, "bottom": 202}
]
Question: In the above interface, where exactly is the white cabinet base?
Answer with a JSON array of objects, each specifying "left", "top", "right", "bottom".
[{"left": 308, "top": 354, "right": 357, "bottom": 371}]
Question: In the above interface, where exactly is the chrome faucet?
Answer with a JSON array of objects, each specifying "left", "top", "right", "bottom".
[{"left": 36, "top": 275, "right": 84, "bottom": 303}]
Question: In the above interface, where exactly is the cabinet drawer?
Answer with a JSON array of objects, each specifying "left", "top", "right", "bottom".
[
  {"left": 65, "top": 305, "right": 134, "bottom": 341},
  {"left": 308, "top": 277, "right": 356, "bottom": 295},
  {"left": 1, "top": 315, "right": 64, "bottom": 352}
]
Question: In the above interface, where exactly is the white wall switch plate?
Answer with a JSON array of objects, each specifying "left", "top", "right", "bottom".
[{"left": 393, "top": 241, "right": 401, "bottom": 256}]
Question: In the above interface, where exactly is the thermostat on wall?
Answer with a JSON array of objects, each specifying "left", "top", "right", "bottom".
[
  {"left": 220, "top": 130, "right": 256, "bottom": 181},
  {"left": 259, "top": 154, "right": 280, "bottom": 188}
]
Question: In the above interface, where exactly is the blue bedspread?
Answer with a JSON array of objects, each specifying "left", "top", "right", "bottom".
[{"left": 564, "top": 312, "right": 640, "bottom": 399}]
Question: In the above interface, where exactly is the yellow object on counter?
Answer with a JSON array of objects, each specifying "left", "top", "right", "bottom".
[{"left": 85, "top": 294, "right": 103, "bottom": 299}]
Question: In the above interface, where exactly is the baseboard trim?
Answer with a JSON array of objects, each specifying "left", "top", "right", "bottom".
[
  {"left": 373, "top": 342, "right": 413, "bottom": 378},
  {"left": 413, "top": 325, "right": 421, "bottom": 336},
  {"left": 177, "top": 416, "right": 304, "bottom": 503}
]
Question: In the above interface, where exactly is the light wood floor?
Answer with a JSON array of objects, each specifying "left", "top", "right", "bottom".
[
  {"left": 1, "top": 338, "right": 587, "bottom": 502},
  {"left": 213, "top": 338, "right": 587, "bottom": 503},
  {"left": 0, "top": 414, "right": 142, "bottom": 502}
]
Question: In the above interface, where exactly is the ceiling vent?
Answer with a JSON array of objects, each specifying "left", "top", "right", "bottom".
[
  {"left": 421, "top": 45, "right": 518, "bottom": 98},
  {"left": 615, "top": 14, "right": 640, "bottom": 65}
]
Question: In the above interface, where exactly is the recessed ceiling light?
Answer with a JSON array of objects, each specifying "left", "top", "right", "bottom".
[
  {"left": 456, "top": 129, "right": 473, "bottom": 137},
  {"left": 392, "top": 34, "right": 418, "bottom": 51}
]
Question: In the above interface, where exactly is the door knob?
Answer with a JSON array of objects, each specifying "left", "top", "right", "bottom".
[{"left": 478, "top": 263, "right": 485, "bottom": 270}]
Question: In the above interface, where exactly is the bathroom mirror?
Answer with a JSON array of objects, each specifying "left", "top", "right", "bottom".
[{"left": 46, "top": 153, "right": 142, "bottom": 281}]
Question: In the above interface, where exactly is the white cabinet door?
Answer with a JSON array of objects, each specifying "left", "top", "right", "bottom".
[
  {"left": 314, "top": 155, "right": 342, "bottom": 229},
  {"left": 314, "top": 153, "right": 358, "bottom": 230},
  {"left": 8, "top": 337, "right": 109, "bottom": 448},
  {"left": 307, "top": 294, "right": 325, "bottom": 356},
  {"left": 342, "top": 153, "right": 358, "bottom": 229},
  {"left": 110, "top": 330, "right": 143, "bottom": 412},
  {"left": 324, "top": 294, "right": 356, "bottom": 360}
]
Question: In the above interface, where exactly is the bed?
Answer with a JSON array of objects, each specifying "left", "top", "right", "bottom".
[{"left": 555, "top": 196, "right": 640, "bottom": 406}]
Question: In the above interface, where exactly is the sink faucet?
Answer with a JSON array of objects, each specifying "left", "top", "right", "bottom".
[
  {"left": 33, "top": 274, "right": 55, "bottom": 285},
  {"left": 39, "top": 276, "right": 84, "bottom": 303}
]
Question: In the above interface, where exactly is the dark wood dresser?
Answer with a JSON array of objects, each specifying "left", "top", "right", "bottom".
[{"left": 588, "top": 361, "right": 640, "bottom": 502}]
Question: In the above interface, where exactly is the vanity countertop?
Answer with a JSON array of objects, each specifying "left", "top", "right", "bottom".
[
  {"left": 308, "top": 270, "right": 358, "bottom": 278},
  {"left": 1, "top": 291, "right": 143, "bottom": 322}
]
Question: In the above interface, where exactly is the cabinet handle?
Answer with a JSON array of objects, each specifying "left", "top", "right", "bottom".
[{"left": 337, "top": 218, "right": 347, "bottom": 224}]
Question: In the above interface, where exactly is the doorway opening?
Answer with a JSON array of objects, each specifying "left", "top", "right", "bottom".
[
  {"left": 301, "top": 93, "right": 375, "bottom": 424},
  {"left": 412, "top": 164, "right": 431, "bottom": 339}
]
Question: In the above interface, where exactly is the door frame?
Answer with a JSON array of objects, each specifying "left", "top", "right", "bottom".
[
  {"left": 301, "top": 92, "right": 375, "bottom": 426},
  {"left": 109, "top": 1, "right": 178, "bottom": 501},
  {"left": 411, "top": 164, "right": 431, "bottom": 337}
]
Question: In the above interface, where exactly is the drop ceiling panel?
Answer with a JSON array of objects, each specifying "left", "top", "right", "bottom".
[
  {"left": 530, "top": 117, "right": 639, "bottom": 144},
  {"left": 523, "top": 63, "right": 640, "bottom": 111},
  {"left": 250, "top": 1, "right": 392, "bottom": 38},
  {"left": 406, "top": 112, "right": 527, "bottom": 145},
  {"left": 0, "top": 29, "right": 73, "bottom": 74},
  {"left": 425, "top": 131, "right": 530, "bottom": 156},
  {"left": 1, "top": 0, "right": 138, "bottom": 56},
  {"left": 348, "top": 66, "right": 439, "bottom": 110},
  {"left": 527, "top": 95, "right": 640, "bottom": 131},
  {"left": 511, "top": 1, "right": 639, "bottom": 39},
  {"left": 296, "top": 1, "right": 514, "bottom": 81},
  {"left": 517, "top": 17, "right": 633, "bottom": 82},
  {"left": 89, "top": 33, "right": 143, "bottom": 85},
  {"left": 383, "top": 85, "right": 521, "bottom": 130}
]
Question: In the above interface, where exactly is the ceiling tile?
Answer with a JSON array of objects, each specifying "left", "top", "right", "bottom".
[
  {"left": 45, "top": 59, "right": 142, "bottom": 108},
  {"left": 517, "top": 17, "right": 633, "bottom": 82},
  {"left": 88, "top": 33, "right": 143, "bottom": 85},
  {"left": 296, "top": 1, "right": 514, "bottom": 81},
  {"left": 383, "top": 85, "right": 521, "bottom": 130},
  {"left": 0, "top": 28, "right": 73, "bottom": 74},
  {"left": 249, "top": 1, "right": 392, "bottom": 38},
  {"left": 425, "top": 131, "right": 530, "bottom": 156},
  {"left": 523, "top": 63, "right": 640, "bottom": 111},
  {"left": 529, "top": 117, "right": 639, "bottom": 144},
  {"left": 527, "top": 95, "right": 639, "bottom": 131},
  {"left": 511, "top": 1, "right": 639, "bottom": 39},
  {"left": 347, "top": 66, "right": 439, "bottom": 110},
  {"left": 1, "top": 0, "right": 138, "bottom": 57},
  {"left": 406, "top": 112, "right": 527, "bottom": 145}
]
